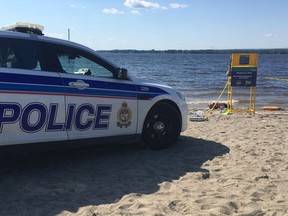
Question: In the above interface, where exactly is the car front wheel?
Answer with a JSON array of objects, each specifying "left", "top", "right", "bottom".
[{"left": 142, "top": 102, "right": 181, "bottom": 150}]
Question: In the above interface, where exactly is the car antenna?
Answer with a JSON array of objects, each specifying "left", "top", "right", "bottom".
[{"left": 68, "top": 28, "right": 71, "bottom": 41}]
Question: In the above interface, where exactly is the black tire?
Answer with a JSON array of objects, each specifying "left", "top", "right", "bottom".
[{"left": 142, "top": 102, "right": 181, "bottom": 150}]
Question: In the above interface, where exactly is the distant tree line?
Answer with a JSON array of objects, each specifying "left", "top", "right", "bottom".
[{"left": 97, "top": 49, "right": 288, "bottom": 54}]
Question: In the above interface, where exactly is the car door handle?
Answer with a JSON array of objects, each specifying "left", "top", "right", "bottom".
[{"left": 68, "top": 80, "right": 90, "bottom": 90}]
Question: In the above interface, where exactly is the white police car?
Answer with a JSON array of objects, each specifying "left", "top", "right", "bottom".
[{"left": 0, "top": 22, "right": 187, "bottom": 150}]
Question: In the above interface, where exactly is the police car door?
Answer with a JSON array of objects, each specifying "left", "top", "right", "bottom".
[
  {"left": 0, "top": 38, "right": 67, "bottom": 145},
  {"left": 52, "top": 44, "right": 138, "bottom": 140}
]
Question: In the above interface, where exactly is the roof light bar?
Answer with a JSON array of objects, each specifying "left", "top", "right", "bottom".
[{"left": 0, "top": 22, "right": 44, "bottom": 35}]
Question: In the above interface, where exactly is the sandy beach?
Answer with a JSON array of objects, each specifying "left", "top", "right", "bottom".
[{"left": 0, "top": 109, "right": 287, "bottom": 216}]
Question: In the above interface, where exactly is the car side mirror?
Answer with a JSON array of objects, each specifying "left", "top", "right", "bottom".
[{"left": 117, "top": 68, "right": 128, "bottom": 80}]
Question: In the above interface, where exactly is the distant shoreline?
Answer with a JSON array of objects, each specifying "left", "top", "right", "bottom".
[{"left": 97, "top": 49, "right": 288, "bottom": 54}]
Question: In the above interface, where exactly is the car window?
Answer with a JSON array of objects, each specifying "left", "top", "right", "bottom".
[
  {"left": 53, "top": 45, "right": 114, "bottom": 78},
  {"left": 0, "top": 38, "right": 46, "bottom": 71},
  {"left": 0, "top": 45, "right": 17, "bottom": 68}
]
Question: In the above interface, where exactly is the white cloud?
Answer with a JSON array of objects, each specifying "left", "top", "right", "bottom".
[
  {"left": 170, "top": 3, "right": 188, "bottom": 9},
  {"left": 131, "top": 10, "right": 141, "bottom": 15},
  {"left": 103, "top": 8, "right": 125, "bottom": 14},
  {"left": 264, "top": 33, "right": 273, "bottom": 37},
  {"left": 124, "top": 0, "right": 166, "bottom": 10},
  {"left": 69, "top": 4, "right": 86, "bottom": 9}
]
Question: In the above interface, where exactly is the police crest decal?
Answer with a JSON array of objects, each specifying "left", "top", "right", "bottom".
[{"left": 117, "top": 102, "right": 132, "bottom": 128}]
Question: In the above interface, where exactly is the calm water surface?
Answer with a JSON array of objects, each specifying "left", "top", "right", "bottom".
[{"left": 101, "top": 53, "right": 288, "bottom": 110}]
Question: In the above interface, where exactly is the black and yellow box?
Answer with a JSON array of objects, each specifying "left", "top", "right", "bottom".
[{"left": 230, "top": 53, "right": 258, "bottom": 87}]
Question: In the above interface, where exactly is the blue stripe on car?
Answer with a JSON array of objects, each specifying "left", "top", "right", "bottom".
[{"left": 0, "top": 73, "right": 167, "bottom": 99}]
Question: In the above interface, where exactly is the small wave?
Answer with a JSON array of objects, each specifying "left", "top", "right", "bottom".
[
  {"left": 263, "top": 77, "right": 288, "bottom": 82},
  {"left": 236, "top": 99, "right": 251, "bottom": 104}
]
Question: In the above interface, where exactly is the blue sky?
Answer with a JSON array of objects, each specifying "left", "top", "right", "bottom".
[{"left": 1, "top": 0, "right": 288, "bottom": 50}]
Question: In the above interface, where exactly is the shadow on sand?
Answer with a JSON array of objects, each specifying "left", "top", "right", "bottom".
[{"left": 0, "top": 136, "right": 229, "bottom": 216}]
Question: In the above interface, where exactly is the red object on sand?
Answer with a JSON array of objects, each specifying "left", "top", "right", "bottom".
[{"left": 208, "top": 103, "right": 227, "bottom": 109}]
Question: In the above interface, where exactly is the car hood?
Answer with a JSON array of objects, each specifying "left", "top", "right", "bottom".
[{"left": 130, "top": 75, "right": 174, "bottom": 91}]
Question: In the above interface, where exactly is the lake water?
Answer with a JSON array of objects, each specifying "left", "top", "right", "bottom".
[{"left": 101, "top": 53, "right": 288, "bottom": 110}]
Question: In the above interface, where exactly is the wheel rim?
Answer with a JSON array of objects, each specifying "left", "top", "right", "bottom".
[{"left": 146, "top": 113, "right": 173, "bottom": 142}]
